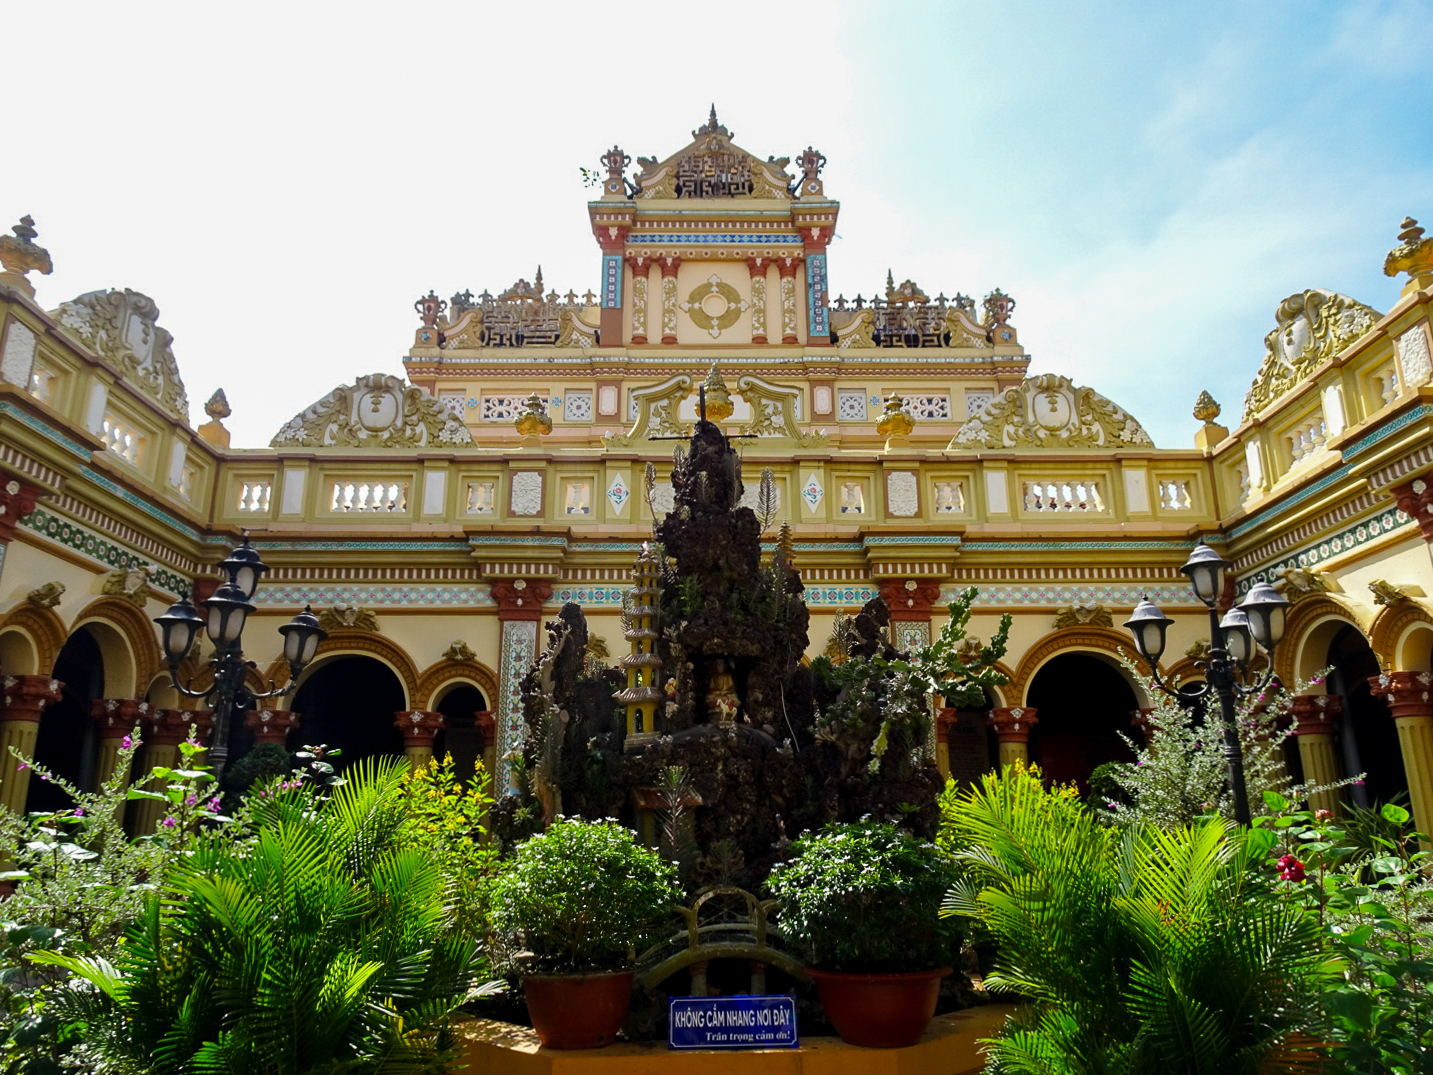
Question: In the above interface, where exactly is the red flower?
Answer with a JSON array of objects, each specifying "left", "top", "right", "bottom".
[{"left": 1277, "top": 854, "right": 1306, "bottom": 882}]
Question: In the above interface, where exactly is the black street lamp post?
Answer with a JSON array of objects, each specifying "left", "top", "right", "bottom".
[
  {"left": 1123, "top": 541, "right": 1290, "bottom": 826},
  {"left": 154, "top": 536, "right": 326, "bottom": 783}
]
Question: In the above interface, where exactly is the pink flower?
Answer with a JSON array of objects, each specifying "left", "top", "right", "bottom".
[
  {"left": 185, "top": 794, "right": 197, "bottom": 806},
  {"left": 161, "top": 817, "right": 177, "bottom": 828},
  {"left": 1315, "top": 809, "right": 1333, "bottom": 822},
  {"left": 121, "top": 736, "right": 132, "bottom": 749},
  {"left": 1277, "top": 854, "right": 1306, "bottom": 882},
  {"left": 209, "top": 797, "right": 221, "bottom": 811},
  {"left": 73, "top": 807, "right": 84, "bottom": 817},
  {"left": 38, "top": 774, "right": 49, "bottom": 782},
  {"left": 16, "top": 762, "right": 27, "bottom": 771}
]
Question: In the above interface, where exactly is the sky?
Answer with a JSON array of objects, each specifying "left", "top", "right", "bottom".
[{"left": 7, "top": 0, "right": 1431, "bottom": 449}]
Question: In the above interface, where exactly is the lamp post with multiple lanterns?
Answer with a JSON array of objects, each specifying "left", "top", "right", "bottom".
[
  {"left": 1123, "top": 541, "right": 1290, "bottom": 826},
  {"left": 154, "top": 537, "right": 326, "bottom": 783}
]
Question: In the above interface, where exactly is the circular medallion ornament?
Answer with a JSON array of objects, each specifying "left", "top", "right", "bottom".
[{"left": 680, "top": 274, "right": 749, "bottom": 339}]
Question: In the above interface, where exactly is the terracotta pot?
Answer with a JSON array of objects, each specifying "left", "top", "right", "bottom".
[
  {"left": 522, "top": 968, "right": 634, "bottom": 1049},
  {"left": 806, "top": 966, "right": 953, "bottom": 1048}
]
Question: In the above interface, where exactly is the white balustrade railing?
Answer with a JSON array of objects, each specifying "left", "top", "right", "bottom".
[{"left": 331, "top": 481, "right": 409, "bottom": 513}]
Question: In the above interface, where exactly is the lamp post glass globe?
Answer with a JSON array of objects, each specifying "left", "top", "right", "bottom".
[
  {"left": 156, "top": 594, "right": 205, "bottom": 665},
  {"left": 1218, "top": 606, "right": 1253, "bottom": 667},
  {"left": 279, "top": 605, "right": 327, "bottom": 669},
  {"left": 218, "top": 537, "right": 269, "bottom": 601},
  {"left": 204, "top": 583, "right": 255, "bottom": 647},
  {"left": 1180, "top": 542, "right": 1232, "bottom": 607},
  {"left": 1239, "top": 581, "right": 1289, "bottom": 651},
  {"left": 1124, "top": 598, "right": 1173, "bottom": 664}
]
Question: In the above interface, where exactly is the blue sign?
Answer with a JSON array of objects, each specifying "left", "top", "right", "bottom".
[{"left": 668, "top": 995, "right": 799, "bottom": 1050}]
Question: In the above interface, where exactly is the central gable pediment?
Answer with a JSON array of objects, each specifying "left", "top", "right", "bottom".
[{"left": 632, "top": 108, "right": 794, "bottom": 201}]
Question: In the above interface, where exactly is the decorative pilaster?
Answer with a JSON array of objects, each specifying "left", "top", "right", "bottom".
[
  {"left": 598, "top": 227, "right": 628, "bottom": 348},
  {"left": 988, "top": 706, "right": 1038, "bottom": 769},
  {"left": 394, "top": 710, "right": 444, "bottom": 768},
  {"left": 475, "top": 710, "right": 498, "bottom": 791},
  {"left": 1290, "top": 694, "right": 1344, "bottom": 817},
  {"left": 245, "top": 707, "right": 299, "bottom": 747},
  {"left": 776, "top": 258, "right": 799, "bottom": 344},
  {"left": 1367, "top": 671, "right": 1433, "bottom": 844},
  {"left": 134, "top": 709, "right": 212, "bottom": 833},
  {"left": 746, "top": 257, "right": 769, "bottom": 344},
  {"left": 0, "top": 478, "right": 41, "bottom": 587},
  {"left": 491, "top": 579, "right": 554, "bottom": 791},
  {"left": 802, "top": 228, "right": 830, "bottom": 341},
  {"left": 0, "top": 675, "right": 62, "bottom": 813},
  {"left": 659, "top": 257, "right": 680, "bottom": 344},
  {"left": 1392, "top": 475, "right": 1433, "bottom": 545},
  {"left": 628, "top": 257, "right": 651, "bottom": 344},
  {"left": 88, "top": 699, "right": 149, "bottom": 788}
]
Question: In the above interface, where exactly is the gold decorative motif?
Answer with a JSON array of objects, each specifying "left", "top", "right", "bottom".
[
  {"left": 779, "top": 274, "right": 798, "bottom": 339},
  {"left": 1185, "top": 639, "right": 1212, "bottom": 663},
  {"left": 1193, "top": 390, "right": 1221, "bottom": 423},
  {"left": 681, "top": 276, "right": 749, "bottom": 340},
  {"left": 514, "top": 392, "right": 553, "bottom": 439},
  {"left": 953, "top": 373, "right": 1153, "bottom": 449},
  {"left": 49, "top": 289, "right": 188, "bottom": 418},
  {"left": 0, "top": 216, "right": 53, "bottom": 281},
  {"left": 270, "top": 373, "right": 473, "bottom": 448},
  {"left": 833, "top": 309, "right": 875, "bottom": 348},
  {"left": 1052, "top": 604, "right": 1114, "bottom": 629},
  {"left": 317, "top": 604, "right": 379, "bottom": 633},
  {"left": 556, "top": 307, "right": 598, "bottom": 348},
  {"left": 604, "top": 375, "right": 693, "bottom": 448},
  {"left": 25, "top": 582, "right": 65, "bottom": 609},
  {"left": 749, "top": 271, "right": 767, "bottom": 339},
  {"left": 876, "top": 392, "right": 914, "bottom": 439},
  {"left": 1369, "top": 579, "right": 1410, "bottom": 607},
  {"left": 1273, "top": 566, "right": 1332, "bottom": 600},
  {"left": 100, "top": 566, "right": 152, "bottom": 607},
  {"left": 1384, "top": 217, "right": 1433, "bottom": 284},
  {"left": 885, "top": 271, "right": 928, "bottom": 304},
  {"left": 630, "top": 271, "right": 648, "bottom": 339},
  {"left": 632, "top": 108, "right": 794, "bottom": 201},
  {"left": 700, "top": 364, "right": 734, "bottom": 422},
  {"left": 1241, "top": 289, "right": 1382, "bottom": 421},
  {"left": 442, "top": 639, "right": 477, "bottom": 662},
  {"left": 735, "top": 375, "right": 828, "bottom": 447},
  {"left": 204, "top": 389, "right": 232, "bottom": 421}
]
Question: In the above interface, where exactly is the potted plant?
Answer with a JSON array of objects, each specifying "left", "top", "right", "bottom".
[
  {"left": 491, "top": 816, "right": 681, "bottom": 1048},
  {"left": 767, "top": 820, "right": 961, "bottom": 1047}
]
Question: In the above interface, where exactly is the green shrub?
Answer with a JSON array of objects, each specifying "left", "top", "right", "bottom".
[
  {"left": 491, "top": 817, "right": 680, "bottom": 973},
  {"left": 766, "top": 820, "right": 960, "bottom": 973}
]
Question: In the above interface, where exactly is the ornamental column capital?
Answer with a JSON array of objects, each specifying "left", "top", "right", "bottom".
[
  {"left": 775, "top": 256, "right": 800, "bottom": 278},
  {"left": 935, "top": 707, "right": 958, "bottom": 743},
  {"left": 245, "top": 707, "right": 299, "bottom": 746},
  {"left": 488, "top": 579, "right": 554, "bottom": 621},
  {"left": 89, "top": 698, "right": 150, "bottom": 738},
  {"left": 475, "top": 709, "right": 496, "bottom": 736},
  {"left": 877, "top": 578, "right": 944, "bottom": 620},
  {"left": 142, "top": 708, "right": 212, "bottom": 747},
  {"left": 626, "top": 255, "right": 651, "bottom": 274},
  {"left": 0, "top": 478, "right": 41, "bottom": 545},
  {"left": 1368, "top": 671, "right": 1433, "bottom": 718},
  {"left": 395, "top": 710, "right": 444, "bottom": 743},
  {"left": 658, "top": 255, "right": 681, "bottom": 277},
  {"left": 746, "top": 256, "right": 769, "bottom": 276},
  {"left": 1392, "top": 475, "right": 1433, "bottom": 543},
  {"left": 1290, "top": 693, "right": 1343, "bottom": 735},
  {"left": 988, "top": 706, "right": 1038, "bottom": 743},
  {"left": 0, "top": 675, "right": 62, "bottom": 721}
]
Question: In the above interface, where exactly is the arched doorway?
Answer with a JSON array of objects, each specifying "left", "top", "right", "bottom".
[
  {"left": 944, "top": 687, "right": 1000, "bottom": 790},
  {"left": 1327, "top": 625, "right": 1407, "bottom": 810},
  {"left": 291, "top": 656, "right": 405, "bottom": 768},
  {"left": 29, "top": 629, "right": 105, "bottom": 811},
  {"left": 431, "top": 684, "right": 488, "bottom": 786},
  {"left": 1026, "top": 653, "right": 1139, "bottom": 791}
]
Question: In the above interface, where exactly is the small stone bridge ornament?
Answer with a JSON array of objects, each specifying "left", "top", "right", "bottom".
[{"left": 637, "top": 886, "right": 807, "bottom": 994}]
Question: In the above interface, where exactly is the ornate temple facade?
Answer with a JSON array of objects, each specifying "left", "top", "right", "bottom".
[{"left": 1, "top": 115, "right": 1432, "bottom": 835}]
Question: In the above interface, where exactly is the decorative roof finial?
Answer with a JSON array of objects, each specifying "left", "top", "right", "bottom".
[
  {"left": 701, "top": 363, "right": 734, "bottom": 423},
  {"left": 0, "top": 215, "right": 54, "bottom": 296},
  {"left": 198, "top": 388, "right": 233, "bottom": 448},
  {"left": 692, "top": 106, "right": 732, "bottom": 141},
  {"left": 1193, "top": 390, "right": 1221, "bottom": 424},
  {"left": 205, "top": 388, "right": 232, "bottom": 421},
  {"left": 514, "top": 391, "right": 553, "bottom": 444},
  {"left": 1385, "top": 216, "right": 1433, "bottom": 291}
]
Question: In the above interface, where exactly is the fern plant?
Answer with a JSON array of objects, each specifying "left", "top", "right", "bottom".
[
  {"left": 941, "top": 764, "right": 1335, "bottom": 1073},
  {"left": 34, "top": 758, "right": 495, "bottom": 1075}
]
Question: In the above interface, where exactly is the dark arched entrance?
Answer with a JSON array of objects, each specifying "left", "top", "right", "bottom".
[
  {"left": 291, "top": 656, "right": 405, "bottom": 768},
  {"left": 431, "top": 685, "right": 488, "bottom": 786},
  {"left": 944, "top": 687, "right": 1000, "bottom": 791},
  {"left": 30, "top": 629, "right": 104, "bottom": 811},
  {"left": 1026, "top": 652, "right": 1139, "bottom": 791},
  {"left": 1328, "top": 625, "right": 1406, "bottom": 810}
]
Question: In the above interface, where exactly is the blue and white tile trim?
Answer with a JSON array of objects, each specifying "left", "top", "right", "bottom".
[
  {"left": 498, "top": 619, "right": 538, "bottom": 792},
  {"left": 626, "top": 233, "right": 803, "bottom": 245},
  {"left": 252, "top": 585, "right": 494, "bottom": 608},
  {"left": 1236, "top": 506, "right": 1417, "bottom": 594},
  {"left": 549, "top": 586, "right": 628, "bottom": 607},
  {"left": 20, "top": 508, "right": 189, "bottom": 596},
  {"left": 804, "top": 585, "right": 880, "bottom": 607},
  {"left": 945, "top": 583, "right": 1204, "bottom": 608}
]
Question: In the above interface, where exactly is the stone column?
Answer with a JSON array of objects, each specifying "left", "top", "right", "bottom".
[
  {"left": 988, "top": 706, "right": 1038, "bottom": 769},
  {"left": 88, "top": 699, "right": 149, "bottom": 788},
  {"left": 0, "top": 675, "right": 62, "bottom": 813},
  {"left": 746, "top": 257, "right": 769, "bottom": 344},
  {"left": 1392, "top": 476, "right": 1433, "bottom": 547},
  {"left": 245, "top": 707, "right": 299, "bottom": 748},
  {"left": 597, "top": 227, "right": 628, "bottom": 348},
  {"left": 475, "top": 710, "right": 497, "bottom": 789},
  {"left": 935, "top": 708, "right": 956, "bottom": 780},
  {"left": 0, "top": 478, "right": 41, "bottom": 587},
  {"left": 134, "top": 709, "right": 212, "bottom": 833},
  {"left": 627, "top": 256, "right": 651, "bottom": 344},
  {"left": 1290, "top": 694, "right": 1344, "bottom": 817},
  {"left": 658, "top": 257, "right": 680, "bottom": 344},
  {"left": 395, "top": 710, "right": 444, "bottom": 769},
  {"left": 878, "top": 578, "right": 945, "bottom": 759},
  {"left": 1367, "top": 671, "right": 1433, "bottom": 844},
  {"left": 489, "top": 579, "right": 554, "bottom": 792},
  {"left": 776, "top": 258, "right": 800, "bottom": 344}
]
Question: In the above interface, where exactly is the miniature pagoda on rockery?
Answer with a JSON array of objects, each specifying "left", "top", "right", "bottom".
[{"left": 498, "top": 389, "right": 1011, "bottom": 888}]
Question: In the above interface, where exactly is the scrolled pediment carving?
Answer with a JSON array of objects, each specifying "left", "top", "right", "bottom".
[
  {"left": 270, "top": 373, "right": 473, "bottom": 448},
  {"left": 1242, "top": 289, "right": 1382, "bottom": 421},
  {"left": 49, "top": 289, "right": 188, "bottom": 419},
  {"left": 952, "top": 374, "right": 1153, "bottom": 450}
]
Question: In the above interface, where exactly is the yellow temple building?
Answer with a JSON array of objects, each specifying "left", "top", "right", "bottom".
[{"left": 1, "top": 112, "right": 1431, "bottom": 835}]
